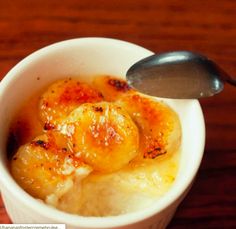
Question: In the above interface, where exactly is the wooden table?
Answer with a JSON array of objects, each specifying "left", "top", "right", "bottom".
[{"left": 0, "top": 0, "right": 235, "bottom": 228}]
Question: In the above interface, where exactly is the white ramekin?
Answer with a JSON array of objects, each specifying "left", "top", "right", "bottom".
[{"left": 0, "top": 38, "right": 205, "bottom": 229}]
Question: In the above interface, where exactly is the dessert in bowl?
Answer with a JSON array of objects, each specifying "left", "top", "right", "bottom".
[
  {"left": 9, "top": 75, "right": 181, "bottom": 217},
  {"left": 0, "top": 38, "right": 205, "bottom": 229}
]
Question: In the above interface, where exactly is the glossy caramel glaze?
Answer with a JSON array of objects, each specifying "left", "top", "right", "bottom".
[
  {"left": 117, "top": 94, "right": 181, "bottom": 161},
  {"left": 58, "top": 102, "right": 139, "bottom": 172},
  {"left": 39, "top": 78, "right": 104, "bottom": 127},
  {"left": 9, "top": 75, "right": 181, "bottom": 216},
  {"left": 94, "top": 76, "right": 181, "bottom": 161},
  {"left": 92, "top": 75, "right": 134, "bottom": 101},
  {"left": 11, "top": 131, "right": 92, "bottom": 201}
]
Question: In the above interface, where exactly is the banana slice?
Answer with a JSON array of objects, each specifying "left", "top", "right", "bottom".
[
  {"left": 93, "top": 76, "right": 134, "bottom": 101},
  {"left": 10, "top": 131, "right": 92, "bottom": 203},
  {"left": 58, "top": 102, "right": 139, "bottom": 173},
  {"left": 39, "top": 79, "right": 104, "bottom": 128},
  {"left": 117, "top": 94, "right": 181, "bottom": 161}
]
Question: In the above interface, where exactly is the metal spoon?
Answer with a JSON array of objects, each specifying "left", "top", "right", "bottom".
[{"left": 126, "top": 51, "right": 236, "bottom": 99}]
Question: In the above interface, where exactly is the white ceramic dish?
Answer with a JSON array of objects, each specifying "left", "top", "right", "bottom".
[{"left": 0, "top": 38, "right": 205, "bottom": 229}]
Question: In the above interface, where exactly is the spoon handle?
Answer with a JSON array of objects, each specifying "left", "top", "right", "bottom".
[
  {"left": 226, "top": 77, "right": 236, "bottom": 87},
  {"left": 213, "top": 62, "right": 236, "bottom": 87}
]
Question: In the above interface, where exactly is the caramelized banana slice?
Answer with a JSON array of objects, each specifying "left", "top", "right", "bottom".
[
  {"left": 11, "top": 132, "right": 92, "bottom": 202},
  {"left": 117, "top": 94, "right": 181, "bottom": 160},
  {"left": 39, "top": 79, "right": 104, "bottom": 128},
  {"left": 59, "top": 102, "right": 139, "bottom": 173},
  {"left": 93, "top": 76, "right": 134, "bottom": 101}
]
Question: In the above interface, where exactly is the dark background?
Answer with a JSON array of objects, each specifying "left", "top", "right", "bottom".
[{"left": 0, "top": 0, "right": 236, "bottom": 228}]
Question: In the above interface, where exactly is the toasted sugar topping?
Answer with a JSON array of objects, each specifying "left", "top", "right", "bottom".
[
  {"left": 39, "top": 79, "right": 104, "bottom": 125},
  {"left": 9, "top": 76, "right": 181, "bottom": 213},
  {"left": 117, "top": 93, "right": 178, "bottom": 160},
  {"left": 107, "top": 78, "right": 131, "bottom": 92},
  {"left": 59, "top": 102, "right": 139, "bottom": 173}
]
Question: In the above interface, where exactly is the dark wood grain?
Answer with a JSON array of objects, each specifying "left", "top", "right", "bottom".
[{"left": 0, "top": 0, "right": 236, "bottom": 228}]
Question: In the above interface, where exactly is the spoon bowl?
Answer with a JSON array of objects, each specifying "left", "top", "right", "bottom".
[{"left": 126, "top": 51, "right": 235, "bottom": 99}]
